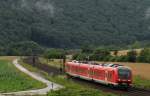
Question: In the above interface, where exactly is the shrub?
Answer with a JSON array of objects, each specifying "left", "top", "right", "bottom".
[
  {"left": 137, "top": 48, "right": 150, "bottom": 63},
  {"left": 76, "top": 53, "right": 88, "bottom": 61},
  {"left": 108, "top": 56, "right": 117, "bottom": 62},
  {"left": 44, "top": 49, "right": 65, "bottom": 60},
  {"left": 126, "top": 50, "right": 137, "bottom": 62}
]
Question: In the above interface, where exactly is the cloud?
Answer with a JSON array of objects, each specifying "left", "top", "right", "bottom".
[
  {"left": 20, "top": 0, "right": 55, "bottom": 17},
  {"left": 145, "top": 7, "right": 150, "bottom": 19}
]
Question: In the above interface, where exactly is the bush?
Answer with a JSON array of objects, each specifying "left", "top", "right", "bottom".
[
  {"left": 116, "top": 56, "right": 128, "bottom": 62},
  {"left": 103, "top": 55, "right": 112, "bottom": 62},
  {"left": 44, "top": 49, "right": 65, "bottom": 59},
  {"left": 137, "top": 48, "right": 150, "bottom": 63},
  {"left": 108, "top": 56, "right": 116, "bottom": 62},
  {"left": 76, "top": 53, "right": 88, "bottom": 61},
  {"left": 126, "top": 50, "right": 137, "bottom": 62},
  {"left": 72, "top": 53, "right": 80, "bottom": 60}
]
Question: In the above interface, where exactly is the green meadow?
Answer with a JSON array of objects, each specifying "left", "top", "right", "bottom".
[{"left": 0, "top": 58, "right": 46, "bottom": 93}]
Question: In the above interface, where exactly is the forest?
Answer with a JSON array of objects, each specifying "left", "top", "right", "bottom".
[{"left": 0, "top": 0, "right": 150, "bottom": 55}]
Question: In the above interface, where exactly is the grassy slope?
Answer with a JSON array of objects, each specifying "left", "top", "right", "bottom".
[
  {"left": 20, "top": 59, "right": 118, "bottom": 96},
  {"left": 0, "top": 56, "right": 46, "bottom": 93}
]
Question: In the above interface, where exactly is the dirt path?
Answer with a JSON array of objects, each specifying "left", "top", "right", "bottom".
[{"left": 0, "top": 59, "right": 63, "bottom": 96}]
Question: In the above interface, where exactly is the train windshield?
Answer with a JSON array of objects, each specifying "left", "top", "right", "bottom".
[{"left": 118, "top": 68, "right": 131, "bottom": 80}]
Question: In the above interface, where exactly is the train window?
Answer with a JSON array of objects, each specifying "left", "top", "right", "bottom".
[
  {"left": 93, "top": 70, "right": 101, "bottom": 78},
  {"left": 89, "top": 70, "right": 93, "bottom": 75},
  {"left": 93, "top": 71, "right": 97, "bottom": 77},
  {"left": 118, "top": 68, "right": 131, "bottom": 79}
]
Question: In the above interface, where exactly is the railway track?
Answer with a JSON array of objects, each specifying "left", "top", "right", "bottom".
[
  {"left": 70, "top": 77, "right": 150, "bottom": 96},
  {"left": 127, "top": 87, "right": 150, "bottom": 96},
  {"left": 23, "top": 57, "right": 150, "bottom": 96}
]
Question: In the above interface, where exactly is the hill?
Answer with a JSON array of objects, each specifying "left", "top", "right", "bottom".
[{"left": 0, "top": 0, "right": 150, "bottom": 49}]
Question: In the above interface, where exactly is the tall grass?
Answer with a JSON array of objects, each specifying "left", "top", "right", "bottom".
[
  {"left": 133, "top": 75, "right": 150, "bottom": 89},
  {"left": 0, "top": 60, "right": 46, "bottom": 93},
  {"left": 46, "top": 75, "right": 118, "bottom": 96}
]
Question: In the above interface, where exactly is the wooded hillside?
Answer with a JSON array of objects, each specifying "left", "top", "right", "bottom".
[{"left": 0, "top": 0, "right": 150, "bottom": 49}]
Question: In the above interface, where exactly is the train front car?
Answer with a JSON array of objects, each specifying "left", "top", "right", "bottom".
[{"left": 116, "top": 66, "right": 132, "bottom": 88}]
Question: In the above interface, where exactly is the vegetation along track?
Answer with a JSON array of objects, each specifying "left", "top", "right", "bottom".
[
  {"left": 70, "top": 77, "right": 150, "bottom": 96},
  {"left": 24, "top": 57, "right": 150, "bottom": 96}
]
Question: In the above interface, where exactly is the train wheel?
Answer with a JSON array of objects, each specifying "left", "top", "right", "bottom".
[
  {"left": 118, "top": 84, "right": 130, "bottom": 90},
  {"left": 124, "top": 85, "right": 131, "bottom": 91},
  {"left": 109, "top": 84, "right": 115, "bottom": 89}
]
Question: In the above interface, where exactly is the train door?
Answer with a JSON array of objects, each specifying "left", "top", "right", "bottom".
[
  {"left": 105, "top": 70, "right": 108, "bottom": 82},
  {"left": 88, "top": 65, "right": 94, "bottom": 79},
  {"left": 105, "top": 70, "right": 114, "bottom": 84},
  {"left": 107, "top": 71, "right": 113, "bottom": 82}
]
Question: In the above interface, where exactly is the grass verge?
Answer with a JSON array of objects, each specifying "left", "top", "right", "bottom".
[
  {"left": 0, "top": 57, "right": 46, "bottom": 93},
  {"left": 133, "top": 75, "right": 150, "bottom": 89}
]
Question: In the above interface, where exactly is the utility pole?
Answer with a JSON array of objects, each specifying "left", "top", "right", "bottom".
[
  {"left": 32, "top": 49, "right": 39, "bottom": 66},
  {"left": 62, "top": 55, "right": 66, "bottom": 72}
]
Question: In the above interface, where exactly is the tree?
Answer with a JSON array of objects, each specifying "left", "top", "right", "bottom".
[
  {"left": 44, "top": 49, "right": 65, "bottom": 60},
  {"left": 91, "top": 48, "right": 110, "bottom": 61},
  {"left": 127, "top": 50, "right": 137, "bottom": 62},
  {"left": 138, "top": 48, "right": 150, "bottom": 63},
  {"left": 76, "top": 53, "right": 87, "bottom": 61},
  {"left": 44, "top": 48, "right": 66, "bottom": 71},
  {"left": 7, "top": 41, "right": 43, "bottom": 56},
  {"left": 81, "top": 45, "right": 93, "bottom": 54},
  {"left": 131, "top": 41, "right": 141, "bottom": 49}
]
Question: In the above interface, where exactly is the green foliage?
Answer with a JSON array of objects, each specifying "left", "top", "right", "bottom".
[
  {"left": 137, "top": 48, "right": 150, "bottom": 63},
  {"left": 45, "top": 75, "right": 117, "bottom": 96},
  {"left": 73, "top": 47, "right": 111, "bottom": 61},
  {"left": 126, "top": 50, "right": 137, "bottom": 62},
  {"left": 81, "top": 45, "right": 94, "bottom": 54},
  {"left": 76, "top": 53, "right": 88, "bottom": 61},
  {"left": 48, "top": 88, "right": 116, "bottom": 96},
  {"left": 117, "top": 56, "right": 129, "bottom": 62},
  {"left": 92, "top": 48, "right": 110, "bottom": 61},
  {"left": 72, "top": 53, "right": 80, "bottom": 60},
  {"left": 6, "top": 41, "right": 43, "bottom": 56},
  {"left": 44, "top": 49, "right": 65, "bottom": 59},
  {"left": 131, "top": 41, "right": 141, "bottom": 49},
  {"left": 133, "top": 75, "right": 150, "bottom": 89},
  {"left": 0, "top": 60, "right": 45, "bottom": 92},
  {"left": 0, "top": 0, "right": 150, "bottom": 49}
]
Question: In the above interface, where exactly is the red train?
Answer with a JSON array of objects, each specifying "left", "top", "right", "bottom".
[{"left": 65, "top": 60, "right": 132, "bottom": 88}]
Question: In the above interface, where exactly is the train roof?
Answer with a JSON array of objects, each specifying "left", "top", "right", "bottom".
[{"left": 70, "top": 60, "right": 124, "bottom": 68}]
